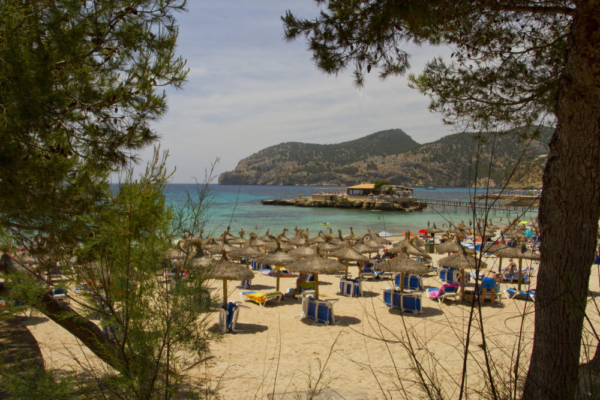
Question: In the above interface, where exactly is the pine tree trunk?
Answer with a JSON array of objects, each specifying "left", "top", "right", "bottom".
[{"left": 523, "top": 2, "right": 600, "bottom": 399}]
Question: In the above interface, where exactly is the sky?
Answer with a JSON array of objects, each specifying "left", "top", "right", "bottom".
[{"left": 131, "top": 1, "right": 455, "bottom": 183}]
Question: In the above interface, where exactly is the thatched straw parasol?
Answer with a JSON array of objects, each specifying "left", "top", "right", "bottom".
[
  {"left": 289, "top": 233, "right": 307, "bottom": 247},
  {"left": 208, "top": 254, "right": 253, "bottom": 304},
  {"left": 494, "top": 246, "right": 540, "bottom": 290},
  {"left": 258, "top": 229, "right": 276, "bottom": 243},
  {"left": 228, "top": 242, "right": 263, "bottom": 269},
  {"left": 369, "top": 230, "right": 391, "bottom": 246},
  {"left": 286, "top": 254, "right": 345, "bottom": 298},
  {"left": 165, "top": 248, "right": 189, "bottom": 260},
  {"left": 378, "top": 251, "right": 433, "bottom": 291},
  {"left": 229, "top": 230, "right": 248, "bottom": 247},
  {"left": 248, "top": 232, "right": 267, "bottom": 248},
  {"left": 390, "top": 237, "right": 428, "bottom": 258},
  {"left": 330, "top": 242, "right": 369, "bottom": 279},
  {"left": 438, "top": 253, "right": 488, "bottom": 297},
  {"left": 289, "top": 241, "right": 317, "bottom": 259},
  {"left": 329, "top": 230, "right": 346, "bottom": 246},
  {"left": 278, "top": 228, "right": 291, "bottom": 243},
  {"left": 308, "top": 231, "right": 326, "bottom": 245},
  {"left": 435, "top": 240, "right": 476, "bottom": 256},
  {"left": 344, "top": 227, "right": 359, "bottom": 244},
  {"left": 317, "top": 241, "right": 343, "bottom": 255},
  {"left": 257, "top": 240, "right": 298, "bottom": 291},
  {"left": 173, "top": 256, "right": 214, "bottom": 269}
]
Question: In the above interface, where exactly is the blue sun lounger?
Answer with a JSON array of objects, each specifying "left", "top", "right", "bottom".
[
  {"left": 504, "top": 288, "right": 536, "bottom": 302},
  {"left": 395, "top": 273, "right": 423, "bottom": 291},
  {"left": 339, "top": 278, "right": 363, "bottom": 297},
  {"left": 383, "top": 288, "right": 422, "bottom": 314},
  {"left": 219, "top": 301, "right": 243, "bottom": 333},
  {"left": 301, "top": 296, "right": 338, "bottom": 325}
]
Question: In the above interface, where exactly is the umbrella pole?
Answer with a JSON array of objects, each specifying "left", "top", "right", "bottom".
[
  {"left": 518, "top": 258, "right": 523, "bottom": 290},
  {"left": 276, "top": 265, "right": 281, "bottom": 292},
  {"left": 223, "top": 279, "right": 228, "bottom": 306},
  {"left": 345, "top": 260, "right": 349, "bottom": 279},
  {"left": 246, "top": 258, "right": 250, "bottom": 270},
  {"left": 460, "top": 269, "right": 465, "bottom": 300},
  {"left": 400, "top": 272, "right": 405, "bottom": 292},
  {"left": 499, "top": 257, "right": 503, "bottom": 274},
  {"left": 315, "top": 274, "right": 320, "bottom": 298}
]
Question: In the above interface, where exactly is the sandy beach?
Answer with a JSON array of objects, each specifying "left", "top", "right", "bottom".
[{"left": 15, "top": 237, "right": 600, "bottom": 399}]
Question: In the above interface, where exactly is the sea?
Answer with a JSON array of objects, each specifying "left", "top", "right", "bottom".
[{"left": 162, "top": 185, "right": 538, "bottom": 237}]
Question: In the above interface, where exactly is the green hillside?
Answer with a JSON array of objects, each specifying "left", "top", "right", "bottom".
[{"left": 219, "top": 126, "right": 552, "bottom": 188}]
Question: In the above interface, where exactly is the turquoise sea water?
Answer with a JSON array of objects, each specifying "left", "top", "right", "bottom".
[{"left": 163, "top": 185, "right": 537, "bottom": 237}]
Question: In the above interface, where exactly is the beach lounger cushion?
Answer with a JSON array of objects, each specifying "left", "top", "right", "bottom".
[
  {"left": 504, "top": 288, "right": 536, "bottom": 302},
  {"left": 240, "top": 291, "right": 282, "bottom": 306},
  {"left": 427, "top": 284, "right": 460, "bottom": 304}
]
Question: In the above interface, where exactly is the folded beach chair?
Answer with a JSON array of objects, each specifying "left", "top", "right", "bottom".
[
  {"left": 401, "top": 293, "right": 422, "bottom": 314},
  {"left": 426, "top": 283, "right": 460, "bottom": 304},
  {"left": 361, "top": 263, "right": 377, "bottom": 280},
  {"left": 240, "top": 291, "right": 282, "bottom": 306},
  {"left": 48, "top": 267, "right": 63, "bottom": 282},
  {"left": 504, "top": 288, "right": 536, "bottom": 302},
  {"left": 301, "top": 296, "right": 338, "bottom": 325},
  {"left": 288, "top": 281, "right": 316, "bottom": 300},
  {"left": 238, "top": 279, "right": 252, "bottom": 289},
  {"left": 395, "top": 273, "right": 423, "bottom": 291},
  {"left": 51, "top": 288, "right": 69, "bottom": 302},
  {"left": 383, "top": 289, "right": 422, "bottom": 313},
  {"left": 219, "top": 301, "right": 243, "bottom": 333},
  {"left": 339, "top": 278, "right": 363, "bottom": 297},
  {"left": 250, "top": 259, "right": 260, "bottom": 270}
]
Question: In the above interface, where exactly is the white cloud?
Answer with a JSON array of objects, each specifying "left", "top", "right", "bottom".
[{"left": 125, "top": 1, "right": 455, "bottom": 183}]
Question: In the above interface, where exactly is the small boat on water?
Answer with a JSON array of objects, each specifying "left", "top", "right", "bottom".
[{"left": 424, "top": 186, "right": 436, "bottom": 190}]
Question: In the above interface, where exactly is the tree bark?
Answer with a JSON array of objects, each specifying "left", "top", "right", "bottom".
[{"left": 523, "top": 2, "right": 600, "bottom": 399}]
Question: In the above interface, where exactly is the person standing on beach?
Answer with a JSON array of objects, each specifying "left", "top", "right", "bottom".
[{"left": 481, "top": 271, "right": 502, "bottom": 306}]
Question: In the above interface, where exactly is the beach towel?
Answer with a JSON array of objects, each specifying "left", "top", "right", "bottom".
[
  {"left": 427, "top": 284, "right": 459, "bottom": 299},
  {"left": 241, "top": 291, "right": 282, "bottom": 306}
]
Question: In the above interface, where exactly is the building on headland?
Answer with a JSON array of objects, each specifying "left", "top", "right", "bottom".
[{"left": 346, "top": 183, "right": 413, "bottom": 197}]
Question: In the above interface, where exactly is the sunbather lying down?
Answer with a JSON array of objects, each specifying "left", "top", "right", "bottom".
[{"left": 240, "top": 291, "right": 282, "bottom": 306}]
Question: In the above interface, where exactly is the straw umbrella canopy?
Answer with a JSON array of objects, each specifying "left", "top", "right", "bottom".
[
  {"left": 330, "top": 242, "right": 369, "bottom": 279},
  {"left": 378, "top": 251, "right": 433, "bottom": 291},
  {"left": 344, "top": 227, "right": 359, "bottom": 244},
  {"left": 494, "top": 246, "right": 540, "bottom": 290},
  {"left": 390, "top": 238, "right": 428, "bottom": 258},
  {"left": 172, "top": 255, "right": 214, "bottom": 269},
  {"left": 257, "top": 240, "right": 298, "bottom": 291},
  {"left": 228, "top": 242, "right": 263, "bottom": 269},
  {"left": 278, "top": 228, "right": 291, "bottom": 243},
  {"left": 329, "top": 230, "right": 346, "bottom": 246},
  {"left": 308, "top": 231, "right": 327, "bottom": 245},
  {"left": 248, "top": 232, "right": 267, "bottom": 248},
  {"left": 229, "top": 230, "right": 248, "bottom": 247},
  {"left": 258, "top": 229, "right": 276, "bottom": 243},
  {"left": 165, "top": 248, "right": 189, "bottom": 260},
  {"left": 289, "top": 241, "right": 317, "bottom": 259},
  {"left": 435, "top": 240, "right": 476, "bottom": 256},
  {"left": 289, "top": 233, "right": 307, "bottom": 247},
  {"left": 317, "top": 241, "right": 343, "bottom": 254},
  {"left": 286, "top": 254, "right": 346, "bottom": 298},
  {"left": 425, "top": 224, "right": 445, "bottom": 241},
  {"left": 439, "top": 253, "right": 488, "bottom": 297},
  {"left": 208, "top": 254, "right": 253, "bottom": 304},
  {"left": 205, "top": 239, "right": 234, "bottom": 255},
  {"left": 369, "top": 230, "right": 391, "bottom": 246}
]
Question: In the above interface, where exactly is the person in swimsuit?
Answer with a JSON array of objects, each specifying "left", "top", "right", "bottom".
[{"left": 481, "top": 271, "right": 502, "bottom": 306}]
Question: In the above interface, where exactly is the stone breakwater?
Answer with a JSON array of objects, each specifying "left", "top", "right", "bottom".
[{"left": 261, "top": 197, "right": 427, "bottom": 212}]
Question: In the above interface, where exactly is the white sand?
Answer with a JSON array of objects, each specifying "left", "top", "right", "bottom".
[{"left": 21, "top": 244, "right": 600, "bottom": 399}]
